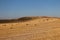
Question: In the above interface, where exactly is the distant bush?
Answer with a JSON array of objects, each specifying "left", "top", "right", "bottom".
[
  {"left": 46, "top": 19, "right": 49, "bottom": 21},
  {"left": 18, "top": 17, "right": 33, "bottom": 22},
  {"left": 26, "top": 24, "right": 29, "bottom": 25},
  {"left": 34, "top": 24, "right": 37, "bottom": 26},
  {"left": 10, "top": 27, "right": 13, "bottom": 29},
  {"left": 18, "top": 17, "right": 39, "bottom": 22},
  {"left": 0, "top": 19, "right": 16, "bottom": 23},
  {"left": 2, "top": 24, "right": 6, "bottom": 26}
]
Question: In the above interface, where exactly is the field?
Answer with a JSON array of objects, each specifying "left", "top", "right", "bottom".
[{"left": 0, "top": 16, "right": 60, "bottom": 40}]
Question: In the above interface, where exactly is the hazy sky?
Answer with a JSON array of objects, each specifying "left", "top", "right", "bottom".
[{"left": 0, "top": 0, "right": 60, "bottom": 18}]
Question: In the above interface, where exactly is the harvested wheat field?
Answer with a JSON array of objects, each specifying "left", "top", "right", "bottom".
[{"left": 0, "top": 16, "right": 60, "bottom": 40}]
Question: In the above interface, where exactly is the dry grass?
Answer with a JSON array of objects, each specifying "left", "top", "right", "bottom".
[{"left": 0, "top": 16, "right": 60, "bottom": 40}]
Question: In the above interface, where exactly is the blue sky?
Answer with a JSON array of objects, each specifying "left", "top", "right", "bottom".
[{"left": 0, "top": 0, "right": 60, "bottom": 18}]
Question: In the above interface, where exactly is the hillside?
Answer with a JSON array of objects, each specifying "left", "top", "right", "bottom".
[
  {"left": 0, "top": 16, "right": 39, "bottom": 23},
  {"left": 0, "top": 16, "right": 60, "bottom": 40}
]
